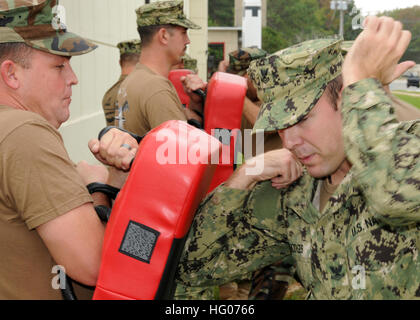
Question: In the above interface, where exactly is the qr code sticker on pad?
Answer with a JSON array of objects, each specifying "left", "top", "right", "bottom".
[{"left": 119, "top": 221, "right": 160, "bottom": 264}]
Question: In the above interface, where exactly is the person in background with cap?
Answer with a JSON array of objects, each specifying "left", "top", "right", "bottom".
[
  {"left": 219, "top": 47, "right": 266, "bottom": 127},
  {"left": 221, "top": 47, "right": 284, "bottom": 160},
  {"left": 174, "top": 16, "right": 419, "bottom": 299},
  {"left": 117, "top": 0, "right": 204, "bottom": 136},
  {"left": 102, "top": 39, "right": 141, "bottom": 127},
  {"left": 182, "top": 54, "right": 198, "bottom": 73},
  {"left": 172, "top": 53, "right": 198, "bottom": 73},
  {"left": 214, "top": 47, "right": 285, "bottom": 300},
  {"left": 0, "top": 0, "right": 136, "bottom": 299}
]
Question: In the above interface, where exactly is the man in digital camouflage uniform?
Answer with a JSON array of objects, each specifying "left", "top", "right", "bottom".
[
  {"left": 220, "top": 47, "right": 267, "bottom": 124},
  {"left": 102, "top": 39, "right": 141, "bottom": 127},
  {"left": 174, "top": 16, "right": 420, "bottom": 299},
  {"left": 224, "top": 47, "right": 268, "bottom": 129},
  {"left": 248, "top": 39, "right": 420, "bottom": 300}
]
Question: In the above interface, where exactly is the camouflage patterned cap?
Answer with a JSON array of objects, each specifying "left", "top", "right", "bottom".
[
  {"left": 117, "top": 39, "right": 141, "bottom": 56},
  {"left": 0, "top": 0, "right": 97, "bottom": 56},
  {"left": 136, "top": 0, "right": 201, "bottom": 30},
  {"left": 227, "top": 47, "right": 267, "bottom": 76},
  {"left": 182, "top": 53, "right": 197, "bottom": 72},
  {"left": 249, "top": 38, "right": 343, "bottom": 132}
]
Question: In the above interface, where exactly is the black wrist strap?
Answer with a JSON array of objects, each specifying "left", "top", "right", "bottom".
[
  {"left": 86, "top": 182, "right": 120, "bottom": 200},
  {"left": 191, "top": 108, "right": 204, "bottom": 119},
  {"left": 94, "top": 205, "right": 112, "bottom": 222}
]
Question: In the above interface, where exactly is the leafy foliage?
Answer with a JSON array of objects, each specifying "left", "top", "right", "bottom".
[
  {"left": 208, "top": 0, "right": 234, "bottom": 27},
  {"left": 263, "top": 0, "right": 361, "bottom": 53},
  {"left": 382, "top": 6, "right": 420, "bottom": 63},
  {"left": 207, "top": 1, "right": 420, "bottom": 61}
]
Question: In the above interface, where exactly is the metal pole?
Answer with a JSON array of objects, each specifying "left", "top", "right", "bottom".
[{"left": 339, "top": 8, "right": 344, "bottom": 37}]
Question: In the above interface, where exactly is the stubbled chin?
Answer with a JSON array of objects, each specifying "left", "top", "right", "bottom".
[{"left": 305, "top": 164, "right": 331, "bottom": 179}]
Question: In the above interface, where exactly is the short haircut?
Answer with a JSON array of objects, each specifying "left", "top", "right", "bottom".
[
  {"left": 0, "top": 42, "right": 33, "bottom": 68},
  {"left": 137, "top": 24, "right": 175, "bottom": 47},
  {"left": 325, "top": 74, "right": 343, "bottom": 110},
  {"left": 120, "top": 53, "right": 140, "bottom": 67}
]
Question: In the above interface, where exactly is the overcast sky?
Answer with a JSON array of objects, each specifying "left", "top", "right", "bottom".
[{"left": 353, "top": 0, "right": 420, "bottom": 15}]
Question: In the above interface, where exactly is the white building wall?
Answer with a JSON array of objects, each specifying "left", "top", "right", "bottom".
[
  {"left": 242, "top": 0, "right": 262, "bottom": 48},
  {"left": 186, "top": 0, "right": 208, "bottom": 80},
  {"left": 58, "top": 0, "right": 207, "bottom": 164},
  {"left": 208, "top": 29, "right": 240, "bottom": 60},
  {"left": 235, "top": 0, "right": 267, "bottom": 28}
]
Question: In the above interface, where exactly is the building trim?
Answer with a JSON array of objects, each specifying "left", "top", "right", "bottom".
[{"left": 208, "top": 26, "right": 242, "bottom": 31}]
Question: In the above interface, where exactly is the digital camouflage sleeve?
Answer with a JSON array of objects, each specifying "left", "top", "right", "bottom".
[
  {"left": 174, "top": 182, "right": 299, "bottom": 300},
  {"left": 175, "top": 78, "right": 420, "bottom": 300},
  {"left": 342, "top": 78, "right": 420, "bottom": 227}
]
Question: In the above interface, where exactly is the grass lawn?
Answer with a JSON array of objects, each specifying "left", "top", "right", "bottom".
[{"left": 393, "top": 92, "right": 420, "bottom": 110}]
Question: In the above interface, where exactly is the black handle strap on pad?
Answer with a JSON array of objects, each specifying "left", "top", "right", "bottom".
[
  {"left": 60, "top": 276, "right": 95, "bottom": 301},
  {"left": 94, "top": 205, "right": 111, "bottom": 223},
  {"left": 98, "top": 126, "right": 143, "bottom": 144},
  {"left": 191, "top": 88, "right": 206, "bottom": 129},
  {"left": 187, "top": 119, "right": 203, "bottom": 130},
  {"left": 61, "top": 276, "right": 77, "bottom": 300},
  {"left": 87, "top": 182, "right": 118, "bottom": 223},
  {"left": 98, "top": 126, "right": 144, "bottom": 171},
  {"left": 86, "top": 182, "right": 120, "bottom": 200},
  {"left": 193, "top": 88, "right": 206, "bottom": 101}
]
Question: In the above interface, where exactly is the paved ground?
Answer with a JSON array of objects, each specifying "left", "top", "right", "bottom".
[{"left": 389, "top": 79, "right": 420, "bottom": 92}]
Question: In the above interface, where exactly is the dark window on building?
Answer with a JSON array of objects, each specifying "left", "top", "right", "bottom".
[
  {"left": 207, "top": 42, "right": 225, "bottom": 80},
  {"left": 244, "top": 6, "right": 260, "bottom": 17}
]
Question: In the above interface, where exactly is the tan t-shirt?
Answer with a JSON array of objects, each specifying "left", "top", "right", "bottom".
[
  {"left": 0, "top": 106, "right": 93, "bottom": 300},
  {"left": 102, "top": 74, "right": 128, "bottom": 127},
  {"left": 117, "top": 64, "right": 187, "bottom": 137}
]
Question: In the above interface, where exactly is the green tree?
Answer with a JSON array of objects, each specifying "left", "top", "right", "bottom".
[
  {"left": 208, "top": 0, "right": 234, "bottom": 26},
  {"left": 262, "top": 0, "right": 363, "bottom": 53},
  {"left": 262, "top": 26, "right": 288, "bottom": 53},
  {"left": 318, "top": 0, "right": 362, "bottom": 40},
  {"left": 383, "top": 6, "right": 420, "bottom": 63},
  {"left": 262, "top": 0, "right": 330, "bottom": 53}
]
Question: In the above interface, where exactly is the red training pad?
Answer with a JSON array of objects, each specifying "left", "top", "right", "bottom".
[
  {"left": 203, "top": 72, "right": 247, "bottom": 192},
  {"left": 168, "top": 69, "right": 192, "bottom": 106},
  {"left": 203, "top": 72, "right": 247, "bottom": 133},
  {"left": 93, "top": 120, "right": 221, "bottom": 300}
]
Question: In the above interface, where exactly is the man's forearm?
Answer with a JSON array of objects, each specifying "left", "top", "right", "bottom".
[
  {"left": 224, "top": 163, "right": 258, "bottom": 190},
  {"left": 242, "top": 97, "right": 260, "bottom": 125}
]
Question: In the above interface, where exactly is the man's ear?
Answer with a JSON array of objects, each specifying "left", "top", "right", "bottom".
[
  {"left": 0, "top": 60, "right": 21, "bottom": 90},
  {"left": 157, "top": 27, "right": 170, "bottom": 45}
]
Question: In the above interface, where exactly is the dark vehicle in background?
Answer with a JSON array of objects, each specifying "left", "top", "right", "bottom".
[{"left": 407, "top": 72, "right": 420, "bottom": 88}]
